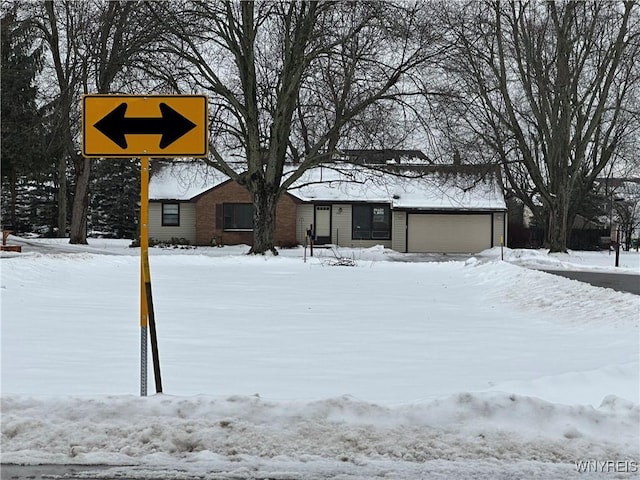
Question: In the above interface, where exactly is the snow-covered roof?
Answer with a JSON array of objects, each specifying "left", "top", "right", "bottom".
[
  {"left": 288, "top": 165, "right": 506, "bottom": 211},
  {"left": 149, "top": 161, "right": 506, "bottom": 211},
  {"left": 149, "top": 161, "right": 229, "bottom": 200}
]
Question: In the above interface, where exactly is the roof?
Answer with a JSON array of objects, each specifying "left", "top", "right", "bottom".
[
  {"left": 149, "top": 161, "right": 229, "bottom": 200},
  {"left": 288, "top": 165, "right": 506, "bottom": 211},
  {"left": 339, "top": 149, "right": 431, "bottom": 165},
  {"left": 149, "top": 161, "right": 506, "bottom": 211}
]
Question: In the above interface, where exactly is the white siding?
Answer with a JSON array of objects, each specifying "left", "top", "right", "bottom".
[
  {"left": 492, "top": 212, "right": 506, "bottom": 247},
  {"left": 296, "top": 204, "right": 314, "bottom": 244},
  {"left": 392, "top": 211, "right": 407, "bottom": 252},
  {"left": 349, "top": 238, "right": 393, "bottom": 249},
  {"left": 504, "top": 213, "right": 508, "bottom": 247},
  {"left": 332, "top": 204, "right": 351, "bottom": 246},
  {"left": 149, "top": 202, "right": 196, "bottom": 243}
]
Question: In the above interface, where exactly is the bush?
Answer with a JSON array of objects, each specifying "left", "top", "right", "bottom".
[{"left": 130, "top": 237, "right": 193, "bottom": 249}]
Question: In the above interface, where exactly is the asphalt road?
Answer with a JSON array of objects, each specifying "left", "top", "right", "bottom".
[
  {"left": 541, "top": 269, "right": 640, "bottom": 295},
  {"left": 0, "top": 463, "right": 602, "bottom": 479},
  {"left": 1, "top": 464, "right": 114, "bottom": 479}
]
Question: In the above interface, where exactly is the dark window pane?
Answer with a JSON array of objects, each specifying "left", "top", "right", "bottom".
[
  {"left": 162, "top": 203, "right": 179, "bottom": 226},
  {"left": 352, "top": 205, "right": 371, "bottom": 239},
  {"left": 223, "top": 203, "right": 233, "bottom": 227},
  {"left": 223, "top": 203, "right": 254, "bottom": 230},
  {"left": 235, "top": 204, "right": 253, "bottom": 229},
  {"left": 372, "top": 206, "right": 390, "bottom": 239},
  {"left": 352, "top": 205, "right": 390, "bottom": 240}
]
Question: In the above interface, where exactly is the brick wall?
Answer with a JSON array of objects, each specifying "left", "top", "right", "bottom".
[{"left": 194, "top": 180, "right": 300, "bottom": 247}]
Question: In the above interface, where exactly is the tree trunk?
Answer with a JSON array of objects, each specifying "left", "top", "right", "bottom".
[
  {"left": 248, "top": 186, "right": 279, "bottom": 255},
  {"left": 546, "top": 214, "right": 566, "bottom": 253},
  {"left": 621, "top": 220, "right": 632, "bottom": 252},
  {"left": 56, "top": 155, "right": 67, "bottom": 237},
  {"left": 69, "top": 157, "right": 90, "bottom": 244},
  {"left": 9, "top": 174, "right": 18, "bottom": 230},
  {"left": 545, "top": 194, "right": 570, "bottom": 253}
]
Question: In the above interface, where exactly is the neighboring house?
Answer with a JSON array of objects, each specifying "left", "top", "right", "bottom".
[
  {"left": 149, "top": 161, "right": 507, "bottom": 254},
  {"left": 595, "top": 177, "right": 640, "bottom": 249}
]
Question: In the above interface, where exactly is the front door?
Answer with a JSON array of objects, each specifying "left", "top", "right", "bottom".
[{"left": 314, "top": 205, "right": 331, "bottom": 245}]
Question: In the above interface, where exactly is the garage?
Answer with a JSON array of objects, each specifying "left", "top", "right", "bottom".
[{"left": 407, "top": 213, "right": 493, "bottom": 253}]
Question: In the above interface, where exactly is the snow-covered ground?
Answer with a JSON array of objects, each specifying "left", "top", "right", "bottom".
[
  {"left": 1, "top": 238, "right": 638, "bottom": 478},
  {"left": 477, "top": 246, "right": 640, "bottom": 274}
]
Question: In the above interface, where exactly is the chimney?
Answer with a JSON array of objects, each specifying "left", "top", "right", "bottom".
[{"left": 453, "top": 150, "right": 461, "bottom": 166}]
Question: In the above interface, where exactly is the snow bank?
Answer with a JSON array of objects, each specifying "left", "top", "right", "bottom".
[
  {"left": 2, "top": 393, "right": 638, "bottom": 473},
  {"left": 478, "top": 247, "right": 640, "bottom": 273},
  {"left": 465, "top": 257, "right": 639, "bottom": 328}
]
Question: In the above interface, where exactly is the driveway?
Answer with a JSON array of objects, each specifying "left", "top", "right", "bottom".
[
  {"left": 1, "top": 236, "right": 124, "bottom": 256},
  {"left": 541, "top": 270, "right": 640, "bottom": 295}
]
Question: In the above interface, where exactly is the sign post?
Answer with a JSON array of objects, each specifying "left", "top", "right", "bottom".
[
  {"left": 82, "top": 94, "right": 208, "bottom": 396},
  {"left": 613, "top": 225, "right": 621, "bottom": 268},
  {"left": 140, "top": 156, "right": 150, "bottom": 396}
]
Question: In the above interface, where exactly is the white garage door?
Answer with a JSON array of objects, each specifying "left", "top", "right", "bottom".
[{"left": 407, "top": 214, "right": 492, "bottom": 253}]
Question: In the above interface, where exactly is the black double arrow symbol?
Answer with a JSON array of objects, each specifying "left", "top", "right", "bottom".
[{"left": 94, "top": 102, "right": 196, "bottom": 149}]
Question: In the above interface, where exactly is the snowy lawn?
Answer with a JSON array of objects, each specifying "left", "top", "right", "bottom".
[{"left": 1, "top": 239, "right": 638, "bottom": 478}]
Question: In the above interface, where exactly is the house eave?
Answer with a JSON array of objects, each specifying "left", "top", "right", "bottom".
[
  {"left": 149, "top": 198, "right": 194, "bottom": 203},
  {"left": 396, "top": 206, "right": 507, "bottom": 213}
]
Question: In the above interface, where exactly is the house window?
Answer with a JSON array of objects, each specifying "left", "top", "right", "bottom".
[
  {"left": 162, "top": 203, "right": 180, "bottom": 226},
  {"left": 223, "top": 203, "right": 254, "bottom": 230},
  {"left": 352, "top": 204, "right": 391, "bottom": 240}
]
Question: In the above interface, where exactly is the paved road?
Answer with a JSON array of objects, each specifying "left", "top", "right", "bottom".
[
  {"left": 542, "top": 270, "right": 640, "bottom": 295},
  {"left": 1, "top": 464, "right": 290, "bottom": 479},
  {"left": 0, "top": 463, "right": 604, "bottom": 480},
  {"left": 1, "top": 464, "right": 114, "bottom": 479}
]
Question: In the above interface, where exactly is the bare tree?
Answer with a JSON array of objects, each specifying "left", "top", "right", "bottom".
[
  {"left": 34, "top": 0, "right": 166, "bottom": 243},
  {"left": 69, "top": 1, "right": 165, "bottom": 244},
  {"left": 32, "top": 1, "right": 86, "bottom": 237},
  {"left": 149, "top": 0, "right": 444, "bottom": 254},
  {"left": 441, "top": 0, "right": 638, "bottom": 252}
]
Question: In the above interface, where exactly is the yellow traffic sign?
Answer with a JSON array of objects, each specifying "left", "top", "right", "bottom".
[{"left": 82, "top": 95, "right": 208, "bottom": 158}]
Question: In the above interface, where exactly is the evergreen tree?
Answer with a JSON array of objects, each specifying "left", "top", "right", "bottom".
[
  {"left": 1, "top": 4, "right": 46, "bottom": 231},
  {"left": 89, "top": 159, "right": 140, "bottom": 239}
]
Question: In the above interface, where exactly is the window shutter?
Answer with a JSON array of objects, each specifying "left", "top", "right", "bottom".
[{"left": 215, "top": 204, "right": 223, "bottom": 229}]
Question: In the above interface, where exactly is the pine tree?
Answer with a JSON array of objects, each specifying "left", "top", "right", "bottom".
[
  {"left": 1, "top": 4, "right": 46, "bottom": 232},
  {"left": 89, "top": 159, "right": 140, "bottom": 239}
]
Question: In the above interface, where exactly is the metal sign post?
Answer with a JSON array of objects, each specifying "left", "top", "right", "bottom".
[
  {"left": 82, "top": 94, "right": 208, "bottom": 396},
  {"left": 140, "top": 156, "right": 150, "bottom": 396},
  {"left": 139, "top": 156, "right": 163, "bottom": 395}
]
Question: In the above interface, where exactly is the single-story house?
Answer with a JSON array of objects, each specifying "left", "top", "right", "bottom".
[{"left": 148, "top": 161, "right": 507, "bottom": 253}]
